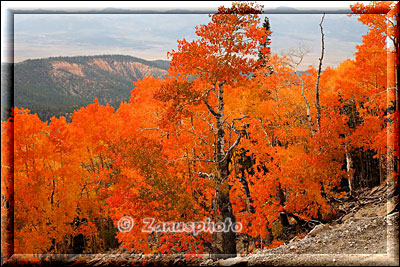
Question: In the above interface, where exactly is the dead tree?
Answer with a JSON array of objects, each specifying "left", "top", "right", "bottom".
[{"left": 315, "top": 13, "right": 325, "bottom": 132}]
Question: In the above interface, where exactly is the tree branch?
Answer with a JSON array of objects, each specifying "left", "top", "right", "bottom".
[
  {"left": 257, "top": 117, "right": 273, "bottom": 147},
  {"left": 300, "top": 79, "right": 316, "bottom": 136},
  {"left": 196, "top": 172, "right": 215, "bottom": 179},
  {"left": 315, "top": 13, "right": 325, "bottom": 132},
  {"left": 203, "top": 89, "right": 220, "bottom": 118},
  {"left": 221, "top": 116, "right": 247, "bottom": 163}
]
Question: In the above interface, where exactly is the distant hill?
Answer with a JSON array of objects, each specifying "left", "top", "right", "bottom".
[{"left": 2, "top": 55, "right": 169, "bottom": 121}]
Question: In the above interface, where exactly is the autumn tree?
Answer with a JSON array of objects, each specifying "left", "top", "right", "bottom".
[
  {"left": 1, "top": 110, "right": 14, "bottom": 260},
  {"left": 2, "top": 1, "right": 398, "bottom": 260},
  {"left": 106, "top": 1, "right": 273, "bottom": 258},
  {"left": 121, "top": 2, "right": 345, "bottom": 256},
  {"left": 3, "top": 104, "right": 122, "bottom": 254},
  {"left": 332, "top": 1, "right": 399, "bottom": 190},
  {"left": 106, "top": 92, "right": 208, "bottom": 254},
  {"left": 159, "top": 2, "right": 271, "bottom": 257}
]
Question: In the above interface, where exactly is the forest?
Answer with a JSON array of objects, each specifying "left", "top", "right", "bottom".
[
  {"left": 6, "top": 55, "right": 170, "bottom": 122},
  {"left": 1, "top": 1, "right": 399, "bottom": 261}
]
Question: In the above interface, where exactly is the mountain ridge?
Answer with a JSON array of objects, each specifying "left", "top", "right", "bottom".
[{"left": 2, "top": 54, "right": 170, "bottom": 121}]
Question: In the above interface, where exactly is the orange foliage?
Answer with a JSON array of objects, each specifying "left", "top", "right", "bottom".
[{"left": 1, "top": 1, "right": 397, "bottom": 256}]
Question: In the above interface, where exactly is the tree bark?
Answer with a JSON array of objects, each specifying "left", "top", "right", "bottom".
[
  {"left": 300, "top": 79, "right": 315, "bottom": 136},
  {"left": 315, "top": 13, "right": 325, "bottom": 132},
  {"left": 238, "top": 171, "right": 255, "bottom": 214},
  {"left": 345, "top": 147, "right": 354, "bottom": 196},
  {"left": 206, "top": 82, "right": 238, "bottom": 258}
]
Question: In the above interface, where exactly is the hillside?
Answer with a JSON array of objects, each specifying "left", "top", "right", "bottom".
[
  {"left": 9, "top": 184, "right": 397, "bottom": 266},
  {"left": 6, "top": 55, "right": 169, "bottom": 121}
]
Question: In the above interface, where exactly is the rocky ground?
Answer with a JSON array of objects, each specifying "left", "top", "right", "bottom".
[
  {"left": 6, "top": 184, "right": 398, "bottom": 266},
  {"left": 84, "top": 183, "right": 399, "bottom": 266}
]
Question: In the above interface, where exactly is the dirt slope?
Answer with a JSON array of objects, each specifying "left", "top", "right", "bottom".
[{"left": 7, "top": 184, "right": 397, "bottom": 266}]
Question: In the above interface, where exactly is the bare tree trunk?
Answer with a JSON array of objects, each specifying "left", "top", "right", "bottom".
[
  {"left": 301, "top": 79, "right": 316, "bottom": 135},
  {"left": 238, "top": 171, "right": 255, "bottom": 214},
  {"left": 205, "top": 82, "right": 238, "bottom": 258},
  {"left": 315, "top": 13, "right": 325, "bottom": 132},
  {"left": 345, "top": 145, "right": 354, "bottom": 196}
]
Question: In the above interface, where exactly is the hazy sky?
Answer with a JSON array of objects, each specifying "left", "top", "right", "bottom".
[{"left": 7, "top": 2, "right": 369, "bottom": 70}]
